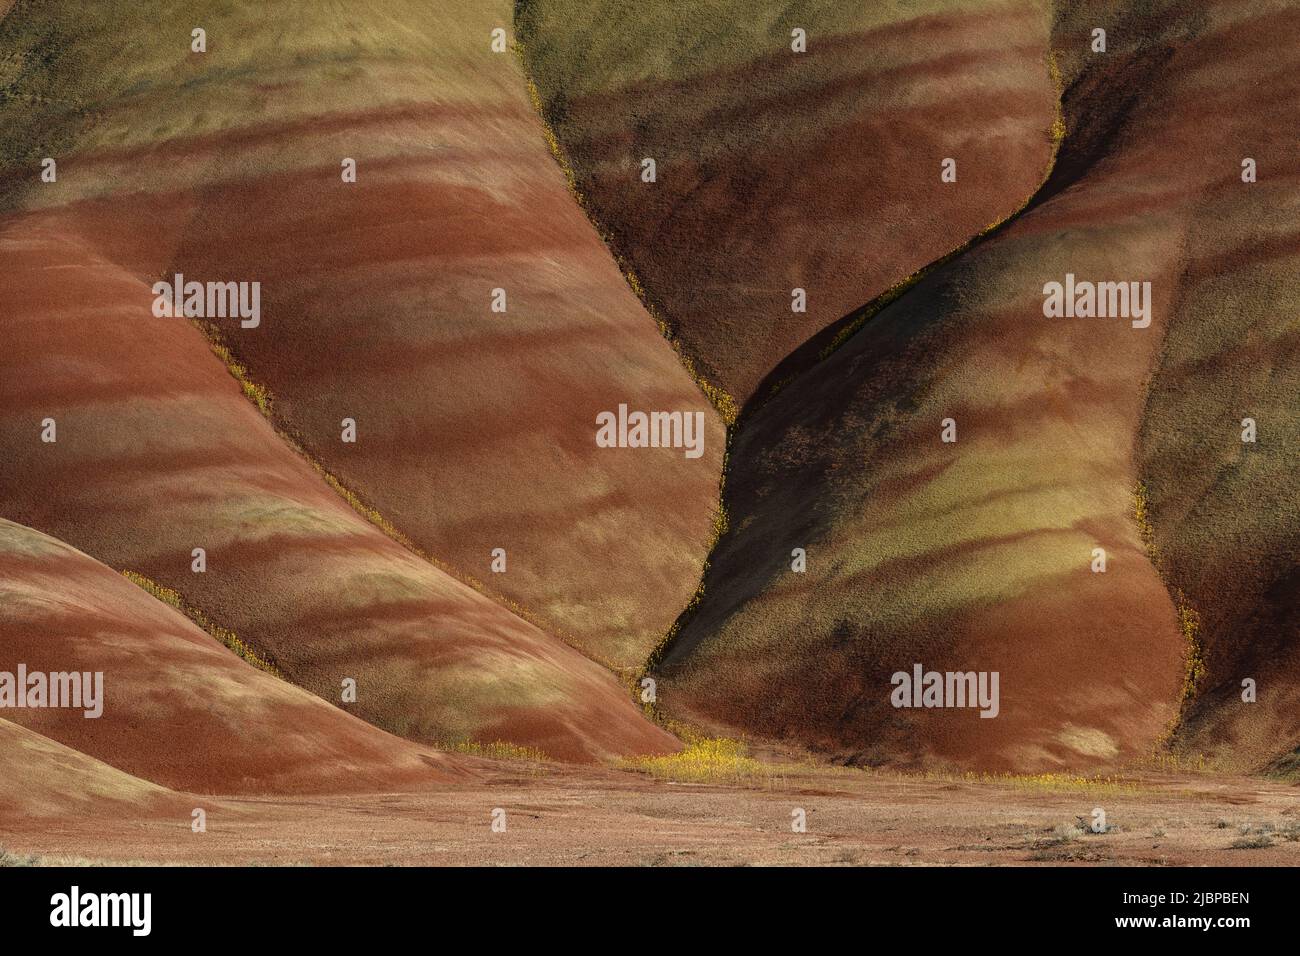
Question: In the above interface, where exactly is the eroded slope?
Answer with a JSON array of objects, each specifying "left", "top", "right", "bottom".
[
  {"left": 0, "top": 518, "right": 471, "bottom": 793},
  {"left": 519, "top": 0, "right": 1060, "bottom": 405},
  {"left": 0, "top": 0, "right": 724, "bottom": 672},
  {"left": 654, "top": 0, "right": 1298, "bottom": 773},
  {"left": 0, "top": 214, "right": 675, "bottom": 763}
]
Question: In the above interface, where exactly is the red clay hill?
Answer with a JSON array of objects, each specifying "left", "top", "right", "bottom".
[
  {"left": 518, "top": 0, "right": 1061, "bottom": 406},
  {"left": 651, "top": 0, "right": 1300, "bottom": 776},
  {"left": 0, "top": 0, "right": 1295, "bottom": 808}
]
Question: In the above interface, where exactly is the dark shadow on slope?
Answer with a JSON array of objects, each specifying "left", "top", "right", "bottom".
[{"left": 648, "top": 2, "right": 1191, "bottom": 681}]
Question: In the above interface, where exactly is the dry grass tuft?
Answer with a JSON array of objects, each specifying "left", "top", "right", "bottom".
[
  {"left": 445, "top": 739, "right": 550, "bottom": 763},
  {"left": 121, "top": 571, "right": 281, "bottom": 676},
  {"left": 620, "top": 735, "right": 770, "bottom": 784}
]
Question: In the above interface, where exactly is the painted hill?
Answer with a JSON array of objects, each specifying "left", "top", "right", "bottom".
[
  {"left": 519, "top": 0, "right": 1060, "bottom": 405},
  {"left": 0, "top": 518, "right": 469, "bottom": 793},
  {"left": 652, "top": 0, "right": 1300, "bottom": 774},
  {"left": 0, "top": 718, "right": 181, "bottom": 822},
  {"left": 0, "top": 0, "right": 723, "bottom": 674},
  {"left": 0, "top": 0, "right": 694, "bottom": 761},
  {"left": 1, "top": 0, "right": 1294, "bottom": 788},
  {"left": 0, "top": 212, "right": 675, "bottom": 763},
  {"left": 1130, "top": 1, "right": 1300, "bottom": 774}
]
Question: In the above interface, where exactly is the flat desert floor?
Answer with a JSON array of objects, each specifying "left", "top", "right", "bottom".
[{"left": 6, "top": 756, "right": 1298, "bottom": 867}]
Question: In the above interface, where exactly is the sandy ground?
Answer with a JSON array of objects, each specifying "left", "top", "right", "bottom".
[{"left": 5, "top": 758, "right": 1297, "bottom": 867}]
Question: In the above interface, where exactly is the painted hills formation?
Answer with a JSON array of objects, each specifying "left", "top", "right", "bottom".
[
  {"left": 1, "top": 0, "right": 1296, "bottom": 821},
  {"left": 524, "top": 0, "right": 1299, "bottom": 774},
  {"left": 0, "top": 0, "right": 694, "bottom": 809}
]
